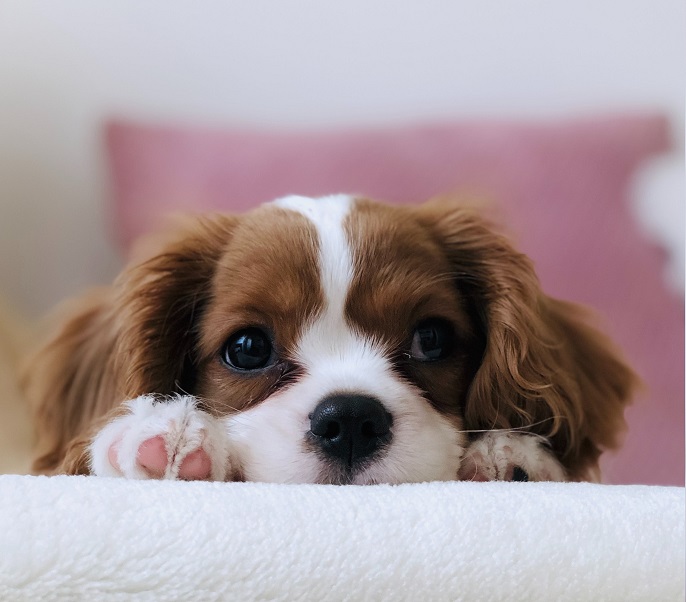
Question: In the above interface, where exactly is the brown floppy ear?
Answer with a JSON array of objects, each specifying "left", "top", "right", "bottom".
[
  {"left": 22, "top": 289, "right": 120, "bottom": 473},
  {"left": 114, "top": 214, "right": 237, "bottom": 397},
  {"left": 416, "top": 200, "right": 639, "bottom": 480},
  {"left": 22, "top": 214, "right": 236, "bottom": 474}
]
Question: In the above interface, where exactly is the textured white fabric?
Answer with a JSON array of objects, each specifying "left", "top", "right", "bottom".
[{"left": 0, "top": 476, "right": 683, "bottom": 601}]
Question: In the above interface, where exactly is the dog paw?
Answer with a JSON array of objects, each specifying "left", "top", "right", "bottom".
[
  {"left": 89, "top": 395, "right": 230, "bottom": 480},
  {"left": 457, "top": 431, "right": 566, "bottom": 482}
]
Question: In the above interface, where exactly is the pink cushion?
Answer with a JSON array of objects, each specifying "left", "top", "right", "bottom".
[{"left": 106, "top": 115, "right": 683, "bottom": 485}]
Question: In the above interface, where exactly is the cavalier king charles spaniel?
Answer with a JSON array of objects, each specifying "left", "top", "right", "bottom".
[{"left": 23, "top": 195, "right": 637, "bottom": 484}]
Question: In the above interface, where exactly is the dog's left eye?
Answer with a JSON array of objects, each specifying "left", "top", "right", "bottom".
[
  {"left": 410, "top": 319, "right": 455, "bottom": 361},
  {"left": 221, "top": 328, "right": 274, "bottom": 371}
]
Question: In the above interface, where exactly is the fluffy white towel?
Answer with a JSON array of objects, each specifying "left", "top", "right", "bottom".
[{"left": 0, "top": 476, "right": 683, "bottom": 601}]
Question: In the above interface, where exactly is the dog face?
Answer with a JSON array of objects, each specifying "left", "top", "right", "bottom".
[
  {"left": 191, "top": 196, "right": 482, "bottom": 484},
  {"left": 28, "top": 195, "right": 637, "bottom": 481}
]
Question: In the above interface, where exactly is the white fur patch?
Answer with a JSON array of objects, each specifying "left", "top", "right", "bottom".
[{"left": 225, "top": 352, "right": 465, "bottom": 484}]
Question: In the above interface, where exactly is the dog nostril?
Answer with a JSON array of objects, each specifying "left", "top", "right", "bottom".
[{"left": 323, "top": 421, "right": 340, "bottom": 440}]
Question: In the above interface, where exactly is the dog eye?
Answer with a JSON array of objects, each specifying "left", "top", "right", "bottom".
[
  {"left": 410, "top": 319, "right": 454, "bottom": 361},
  {"left": 222, "top": 328, "right": 274, "bottom": 371}
]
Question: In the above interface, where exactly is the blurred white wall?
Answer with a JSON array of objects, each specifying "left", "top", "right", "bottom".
[{"left": 0, "top": 1, "right": 683, "bottom": 314}]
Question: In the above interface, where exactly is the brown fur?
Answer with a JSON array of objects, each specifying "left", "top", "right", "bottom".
[
  {"left": 193, "top": 206, "right": 323, "bottom": 415},
  {"left": 345, "top": 200, "right": 483, "bottom": 419},
  {"left": 23, "top": 214, "right": 238, "bottom": 473},
  {"left": 415, "top": 199, "right": 639, "bottom": 479},
  {"left": 22, "top": 198, "right": 638, "bottom": 479}
]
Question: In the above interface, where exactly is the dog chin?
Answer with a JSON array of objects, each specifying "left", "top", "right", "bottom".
[
  {"left": 313, "top": 453, "right": 392, "bottom": 486},
  {"left": 315, "top": 458, "right": 463, "bottom": 486}
]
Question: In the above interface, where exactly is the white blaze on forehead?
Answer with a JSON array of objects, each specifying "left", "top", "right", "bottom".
[
  {"left": 272, "top": 194, "right": 354, "bottom": 315},
  {"left": 272, "top": 194, "right": 359, "bottom": 361},
  {"left": 273, "top": 194, "right": 397, "bottom": 404}
]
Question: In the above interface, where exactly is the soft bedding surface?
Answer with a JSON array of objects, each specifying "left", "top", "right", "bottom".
[{"left": 0, "top": 476, "right": 683, "bottom": 601}]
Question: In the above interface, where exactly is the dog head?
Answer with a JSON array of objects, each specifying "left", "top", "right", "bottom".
[{"left": 30, "top": 195, "right": 637, "bottom": 481}]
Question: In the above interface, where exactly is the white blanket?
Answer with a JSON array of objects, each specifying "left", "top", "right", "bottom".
[{"left": 0, "top": 476, "right": 683, "bottom": 601}]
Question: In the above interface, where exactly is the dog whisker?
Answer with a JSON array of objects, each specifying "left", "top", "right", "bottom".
[{"left": 457, "top": 415, "right": 568, "bottom": 438}]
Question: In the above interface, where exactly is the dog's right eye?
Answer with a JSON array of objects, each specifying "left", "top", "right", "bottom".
[
  {"left": 221, "top": 328, "right": 274, "bottom": 371},
  {"left": 409, "top": 318, "right": 455, "bottom": 362}
]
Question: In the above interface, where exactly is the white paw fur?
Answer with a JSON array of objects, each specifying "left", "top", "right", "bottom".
[
  {"left": 459, "top": 431, "right": 566, "bottom": 482},
  {"left": 89, "top": 394, "right": 231, "bottom": 480}
]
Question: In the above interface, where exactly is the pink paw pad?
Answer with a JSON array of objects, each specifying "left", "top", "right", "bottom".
[
  {"left": 177, "top": 448, "right": 212, "bottom": 481},
  {"left": 457, "top": 454, "right": 491, "bottom": 482},
  {"left": 137, "top": 436, "right": 169, "bottom": 478},
  {"left": 108, "top": 435, "right": 212, "bottom": 480}
]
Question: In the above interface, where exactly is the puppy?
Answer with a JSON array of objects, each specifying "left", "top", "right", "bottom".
[{"left": 23, "top": 195, "right": 637, "bottom": 484}]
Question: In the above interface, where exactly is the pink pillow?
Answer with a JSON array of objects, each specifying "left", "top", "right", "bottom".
[{"left": 105, "top": 115, "right": 683, "bottom": 485}]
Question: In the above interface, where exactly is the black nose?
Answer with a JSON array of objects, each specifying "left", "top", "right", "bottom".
[{"left": 309, "top": 394, "right": 392, "bottom": 466}]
